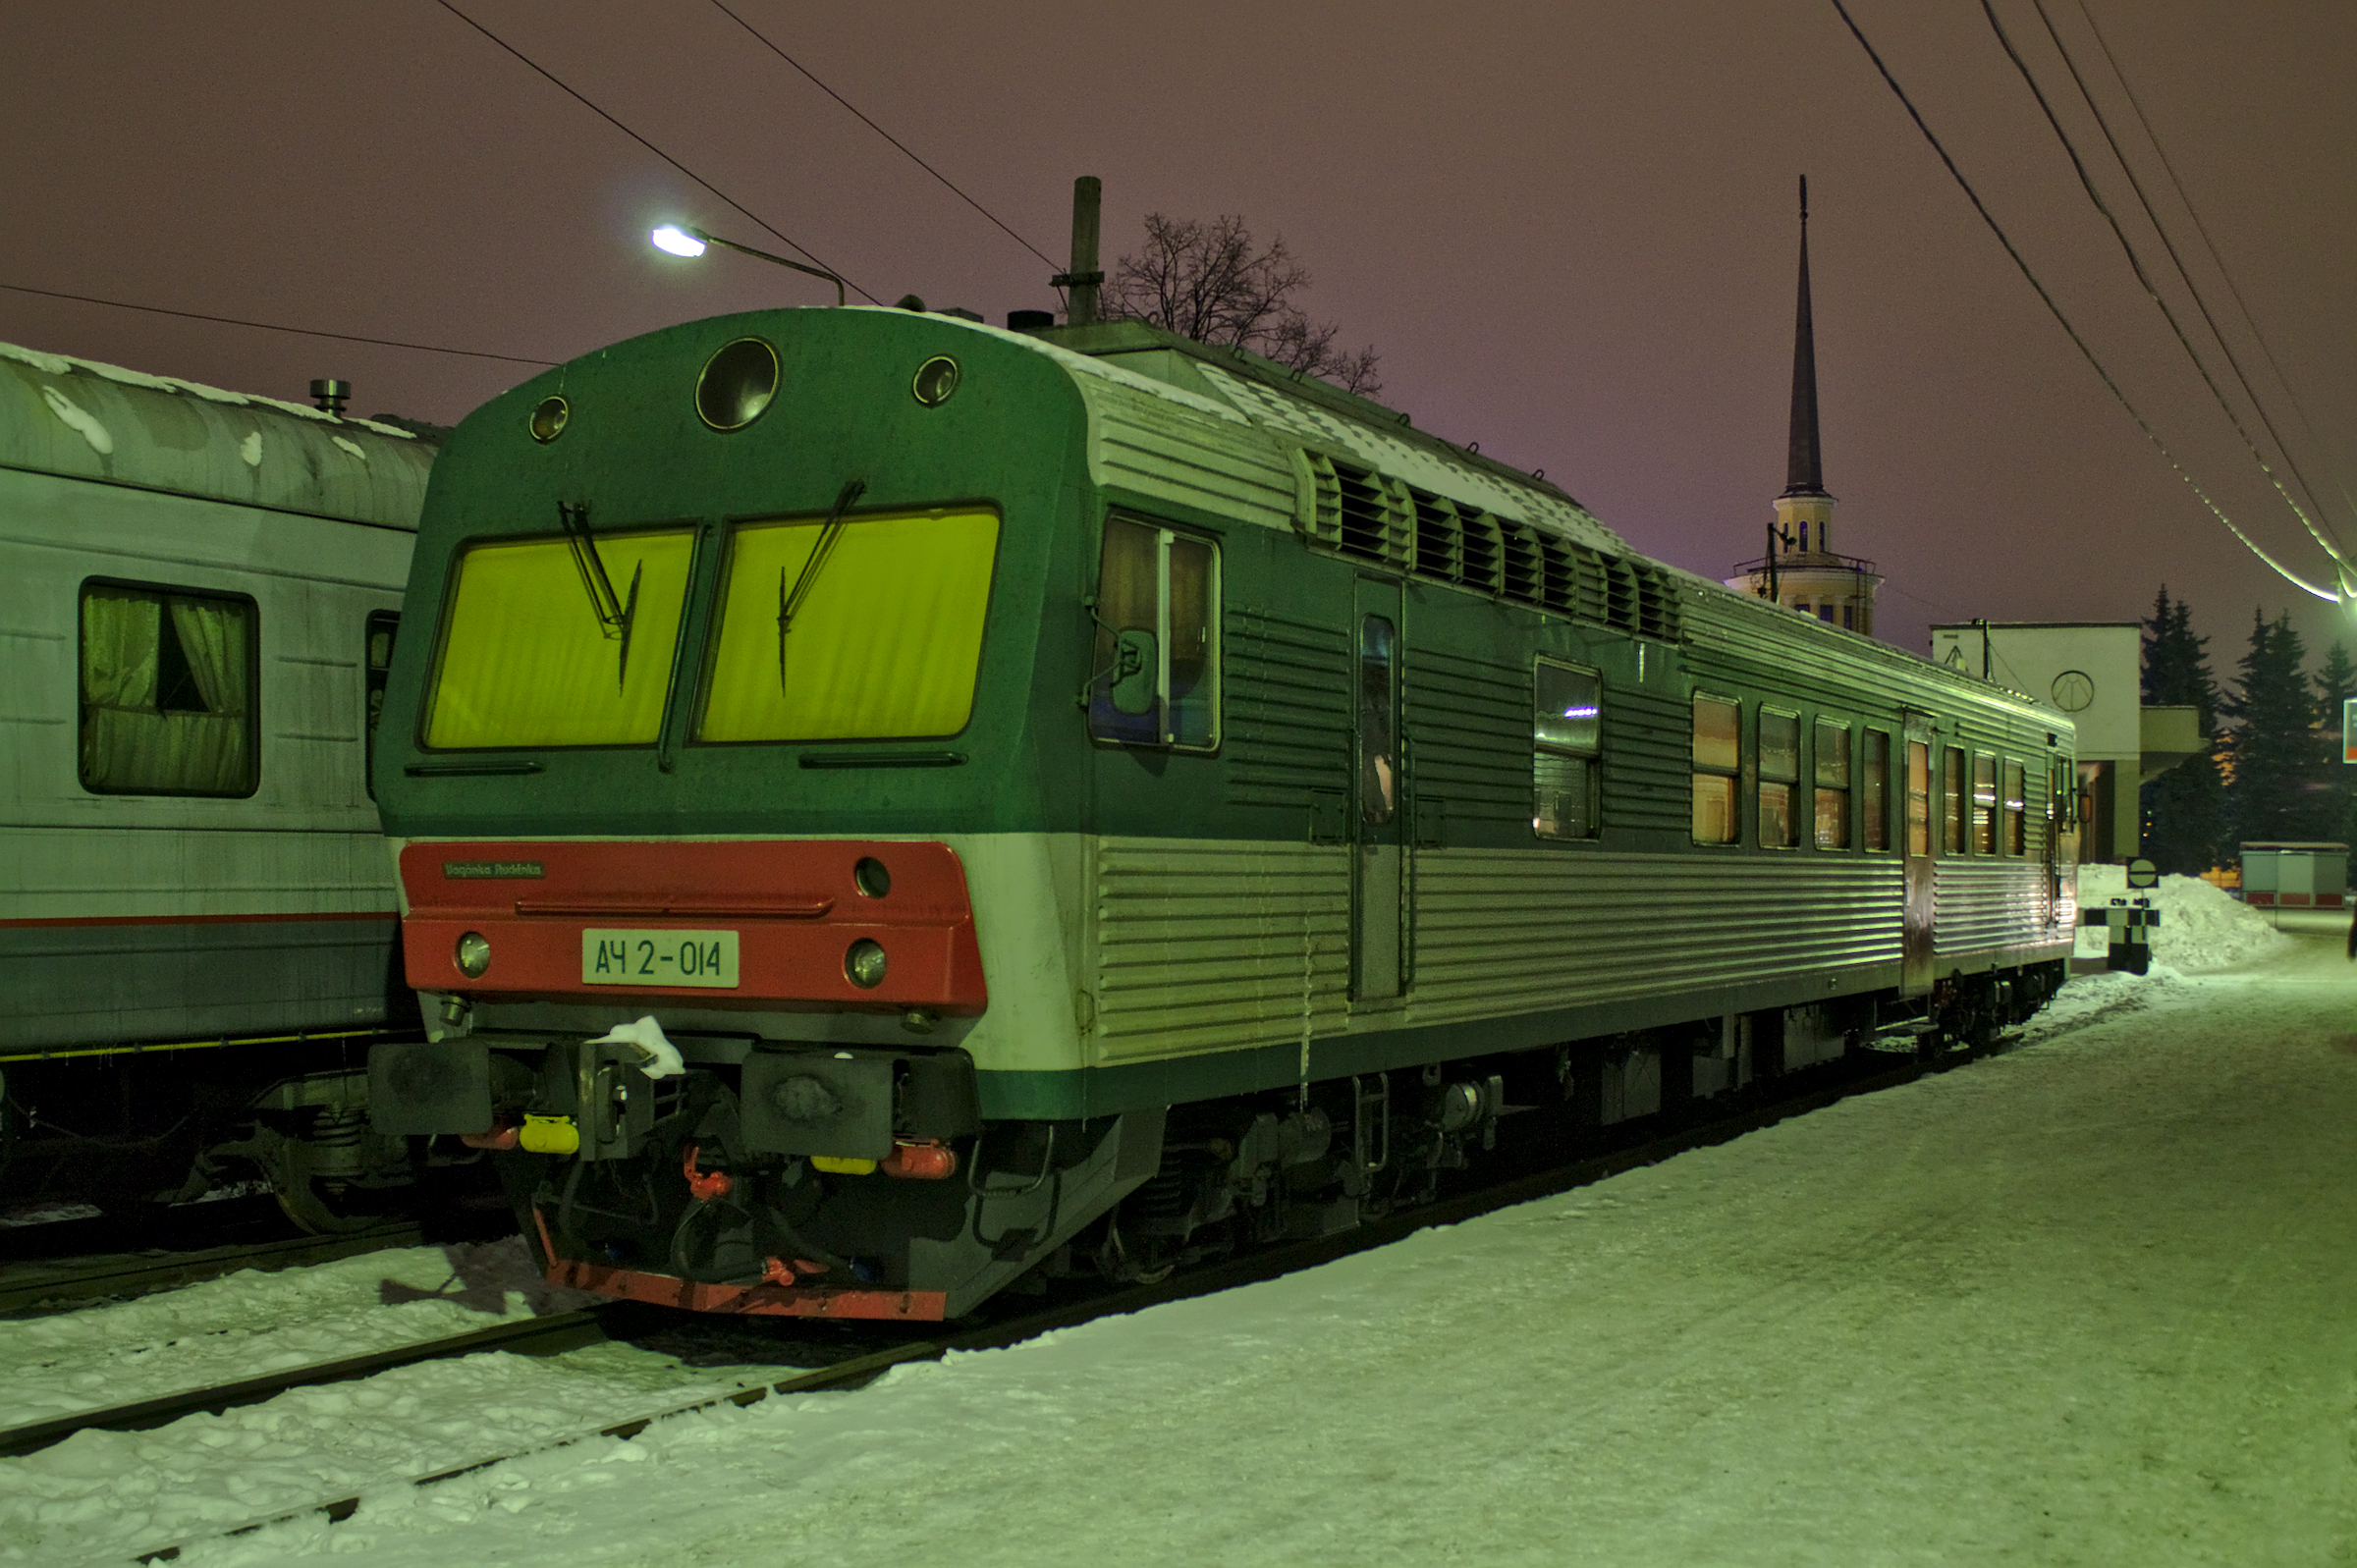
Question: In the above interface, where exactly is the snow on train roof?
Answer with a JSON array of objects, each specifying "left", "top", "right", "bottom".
[
  {"left": 0, "top": 341, "right": 435, "bottom": 530},
  {"left": 905, "top": 311, "right": 1631, "bottom": 558}
]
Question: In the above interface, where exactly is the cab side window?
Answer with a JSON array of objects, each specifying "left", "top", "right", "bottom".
[
  {"left": 1533, "top": 659, "right": 1602, "bottom": 839},
  {"left": 1088, "top": 515, "right": 1219, "bottom": 750}
]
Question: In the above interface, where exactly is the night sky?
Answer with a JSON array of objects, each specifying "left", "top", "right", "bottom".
[{"left": 7, "top": 1, "right": 2351, "bottom": 672}]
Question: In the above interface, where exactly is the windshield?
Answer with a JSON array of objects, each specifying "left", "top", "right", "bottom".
[
  {"left": 424, "top": 528, "right": 693, "bottom": 748},
  {"left": 697, "top": 508, "right": 999, "bottom": 742}
]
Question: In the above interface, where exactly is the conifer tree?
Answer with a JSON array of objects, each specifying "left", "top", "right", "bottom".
[
  {"left": 2138, "top": 586, "right": 2226, "bottom": 873},
  {"left": 2314, "top": 640, "right": 2357, "bottom": 841},
  {"left": 2221, "top": 610, "right": 2327, "bottom": 843}
]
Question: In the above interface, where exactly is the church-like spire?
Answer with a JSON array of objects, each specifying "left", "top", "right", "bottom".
[{"left": 1783, "top": 174, "right": 1827, "bottom": 499}]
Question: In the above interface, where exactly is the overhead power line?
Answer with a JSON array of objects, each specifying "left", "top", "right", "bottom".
[
  {"left": 0, "top": 280, "right": 556, "bottom": 365},
  {"left": 1823, "top": 0, "right": 2338, "bottom": 604},
  {"left": 705, "top": 0, "right": 1063, "bottom": 274},
  {"left": 433, "top": 0, "right": 881, "bottom": 305},
  {"left": 2065, "top": 0, "right": 2357, "bottom": 528},
  {"left": 1980, "top": 0, "right": 2345, "bottom": 566}
]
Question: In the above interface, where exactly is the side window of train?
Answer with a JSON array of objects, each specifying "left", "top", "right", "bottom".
[
  {"left": 363, "top": 612, "right": 398, "bottom": 800},
  {"left": 2004, "top": 758, "right": 2028, "bottom": 855},
  {"left": 1813, "top": 719, "right": 1850, "bottom": 849},
  {"left": 1088, "top": 514, "right": 1219, "bottom": 750},
  {"left": 1906, "top": 739, "right": 1932, "bottom": 855},
  {"left": 1862, "top": 729, "right": 1891, "bottom": 851},
  {"left": 1972, "top": 753, "right": 1999, "bottom": 853},
  {"left": 78, "top": 579, "right": 259, "bottom": 798},
  {"left": 1941, "top": 745, "right": 1967, "bottom": 854},
  {"left": 1691, "top": 694, "right": 1739, "bottom": 844},
  {"left": 1532, "top": 658, "right": 1602, "bottom": 840},
  {"left": 1757, "top": 707, "right": 1800, "bottom": 848}
]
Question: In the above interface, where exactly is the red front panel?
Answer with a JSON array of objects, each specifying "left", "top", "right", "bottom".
[{"left": 400, "top": 839, "right": 986, "bottom": 1013}]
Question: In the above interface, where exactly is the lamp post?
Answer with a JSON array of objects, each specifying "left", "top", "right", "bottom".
[{"left": 649, "top": 224, "right": 845, "bottom": 307}]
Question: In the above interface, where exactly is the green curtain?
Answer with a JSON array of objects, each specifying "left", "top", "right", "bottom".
[{"left": 80, "top": 586, "right": 251, "bottom": 794}]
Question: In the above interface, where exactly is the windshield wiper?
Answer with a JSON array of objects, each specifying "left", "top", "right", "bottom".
[
  {"left": 559, "top": 500, "right": 642, "bottom": 690},
  {"left": 777, "top": 477, "right": 867, "bottom": 691}
]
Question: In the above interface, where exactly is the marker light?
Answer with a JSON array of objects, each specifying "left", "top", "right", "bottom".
[{"left": 651, "top": 225, "right": 707, "bottom": 258}]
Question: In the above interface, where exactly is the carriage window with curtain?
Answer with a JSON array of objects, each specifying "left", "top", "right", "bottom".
[
  {"left": 1532, "top": 658, "right": 1602, "bottom": 839},
  {"left": 80, "top": 581, "right": 257, "bottom": 796},
  {"left": 1813, "top": 719, "right": 1850, "bottom": 849},
  {"left": 1758, "top": 708, "right": 1799, "bottom": 848},
  {"left": 1691, "top": 694, "right": 1740, "bottom": 844}
]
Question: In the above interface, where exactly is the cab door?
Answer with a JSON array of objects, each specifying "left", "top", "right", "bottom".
[
  {"left": 1902, "top": 722, "right": 1936, "bottom": 996},
  {"left": 1352, "top": 581, "right": 1403, "bottom": 1002}
]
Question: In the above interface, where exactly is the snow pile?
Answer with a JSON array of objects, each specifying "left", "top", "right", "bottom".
[{"left": 2076, "top": 863, "right": 2293, "bottom": 972}]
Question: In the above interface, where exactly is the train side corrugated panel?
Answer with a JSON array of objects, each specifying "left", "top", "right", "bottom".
[
  {"left": 1073, "top": 374, "right": 1296, "bottom": 533},
  {"left": 1931, "top": 860, "right": 2053, "bottom": 954},
  {"left": 1224, "top": 610, "right": 1352, "bottom": 811},
  {"left": 1406, "top": 647, "right": 1527, "bottom": 829},
  {"left": 1090, "top": 837, "right": 1351, "bottom": 1063},
  {"left": 1602, "top": 684, "right": 1697, "bottom": 838},
  {"left": 1409, "top": 853, "right": 1903, "bottom": 1023}
]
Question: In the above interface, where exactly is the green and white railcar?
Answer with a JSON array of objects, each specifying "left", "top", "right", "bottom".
[{"left": 373, "top": 307, "right": 2076, "bottom": 1319}]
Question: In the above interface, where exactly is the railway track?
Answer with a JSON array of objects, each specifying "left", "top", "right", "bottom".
[
  {"left": 0, "top": 1218, "right": 425, "bottom": 1317},
  {"left": 97, "top": 1040, "right": 2007, "bottom": 1564}
]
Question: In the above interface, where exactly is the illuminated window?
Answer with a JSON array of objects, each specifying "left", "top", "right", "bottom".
[
  {"left": 1942, "top": 746, "right": 1967, "bottom": 854},
  {"left": 80, "top": 579, "right": 257, "bottom": 796},
  {"left": 1862, "top": 729, "right": 1891, "bottom": 851},
  {"left": 1088, "top": 515, "right": 1219, "bottom": 750},
  {"left": 1759, "top": 708, "right": 1799, "bottom": 848},
  {"left": 699, "top": 509, "right": 1000, "bottom": 743},
  {"left": 1533, "top": 658, "right": 1602, "bottom": 840},
  {"left": 1907, "top": 740, "right": 1931, "bottom": 856},
  {"left": 1691, "top": 695, "right": 1740, "bottom": 844},
  {"left": 425, "top": 527, "right": 694, "bottom": 748},
  {"left": 1973, "top": 753, "right": 1999, "bottom": 853},
  {"left": 1813, "top": 719, "right": 1850, "bottom": 849},
  {"left": 2003, "top": 759, "right": 2027, "bottom": 855}
]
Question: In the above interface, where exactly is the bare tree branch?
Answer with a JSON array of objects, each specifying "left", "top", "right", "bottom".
[{"left": 1103, "top": 212, "right": 1383, "bottom": 396}]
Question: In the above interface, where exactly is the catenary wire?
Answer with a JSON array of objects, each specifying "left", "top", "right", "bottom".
[
  {"left": 1980, "top": 0, "right": 2345, "bottom": 567},
  {"left": 704, "top": 0, "right": 1065, "bottom": 277},
  {"left": 1822, "top": 0, "right": 2334, "bottom": 603},
  {"left": 432, "top": 0, "right": 881, "bottom": 305},
  {"left": 2066, "top": 0, "right": 2357, "bottom": 527},
  {"left": 0, "top": 281, "right": 557, "bottom": 366}
]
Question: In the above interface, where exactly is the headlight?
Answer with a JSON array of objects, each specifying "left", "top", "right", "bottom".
[
  {"left": 844, "top": 939, "right": 888, "bottom": 989},
  {"left": 455, "top": 931, "right": 492, "bottom": 978}
]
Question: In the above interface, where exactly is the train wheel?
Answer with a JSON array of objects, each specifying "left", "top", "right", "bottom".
[{"left": 204, "top": 1121, "right": 397, "bottom": 1235}]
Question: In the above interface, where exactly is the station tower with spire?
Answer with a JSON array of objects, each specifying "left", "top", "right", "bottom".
[{"left": 1727, "top": 177, "right": 1884, "bottom": 635}]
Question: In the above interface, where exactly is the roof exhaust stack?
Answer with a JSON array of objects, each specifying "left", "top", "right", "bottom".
[
  {"left": 309, "top": 378, "right": 351, "bottom": 416},
  {"left": 1054, "top": 175, "right": 1104, "bottom": 327}
]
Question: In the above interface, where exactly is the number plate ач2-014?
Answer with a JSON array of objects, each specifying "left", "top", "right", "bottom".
[{"left": 580, "top": 929, "right": 740, "bottom": 988}]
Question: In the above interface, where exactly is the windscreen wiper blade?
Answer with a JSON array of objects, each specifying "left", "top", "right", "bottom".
[
  {"left": 777, "top": 477, "right": 867, "bottom": 691},
  {"left": 559, "top": 500, "right": 642, "bottom": 690}
]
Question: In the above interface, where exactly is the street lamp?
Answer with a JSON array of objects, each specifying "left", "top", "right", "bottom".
[{"left": 648, "top": 223, "right": 845, "bottom": 306}]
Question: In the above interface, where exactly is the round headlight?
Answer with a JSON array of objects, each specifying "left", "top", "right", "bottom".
[
  {"left": 528, "top": 394, "right": 569, "bottom": 443},
  {"left": 911, "top": 355, "right": 960, "bottom": 407},
  {"left": 845, "top": 939, "right": 888, "bottom": 989},
  {"left": 455, "top": 931, "right": 492, "bottom": 978},
  {"left": 696, "top": 337, "right": 779, "bottom": 431}
]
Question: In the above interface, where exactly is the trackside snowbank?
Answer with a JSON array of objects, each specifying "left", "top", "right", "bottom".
[{"left": 2076, "top": 862, "right": 2294, "bottom": 972}]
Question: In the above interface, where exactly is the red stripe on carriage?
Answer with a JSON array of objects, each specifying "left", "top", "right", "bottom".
[{"left": 398, "top": 838, "right": 986, "bottom": 1012}]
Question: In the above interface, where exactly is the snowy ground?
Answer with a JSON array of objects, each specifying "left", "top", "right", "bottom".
[{"left": 10, "top": 912, "right": 2357, "bottom": 1565}]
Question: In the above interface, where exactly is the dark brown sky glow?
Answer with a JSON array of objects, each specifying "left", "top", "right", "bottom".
[{"left": 5, "top": 1, "right": 2351, "bottom": 666}]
